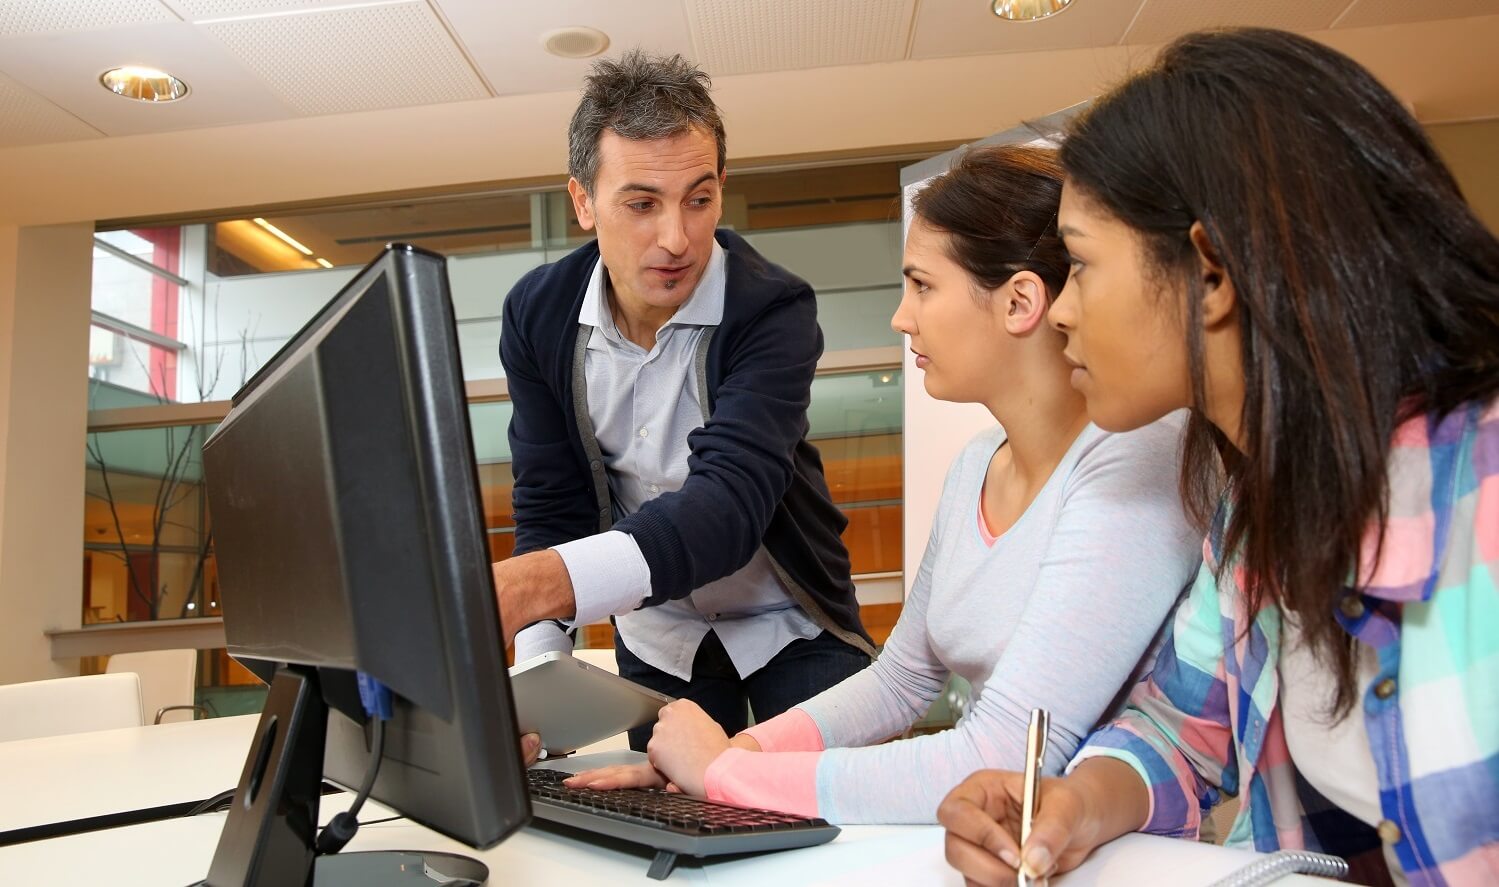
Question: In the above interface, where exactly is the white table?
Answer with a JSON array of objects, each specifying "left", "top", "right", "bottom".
[
  {"left": 0, "top": 714, "right": 257, "bottom": 837},
  {"left": 0, "top": 718, "right": 1332, "bottom": 886}
]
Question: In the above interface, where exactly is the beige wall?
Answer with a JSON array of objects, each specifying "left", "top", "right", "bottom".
[
  {"left": 0, "top": 229, "right": 13, "bottom": 581},
  {"left": 0, "top": 223, "right": 94, "bottom": 684},
  {"left": 1429, "top": 119, "right": 1499, "bottom": 233}
]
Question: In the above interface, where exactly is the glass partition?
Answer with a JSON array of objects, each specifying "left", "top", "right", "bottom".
[
  {"left": 136, "top": 160, "right": 906, "bottom": 396},
  {"left": 86, "top": 154, "right": 909, "bottom": 701},
  {"left": 83, "top": 421, "right": 215, "bottom": 625},
  {"left": 463, "top": 372, "right": 902, "bottom": 576}
]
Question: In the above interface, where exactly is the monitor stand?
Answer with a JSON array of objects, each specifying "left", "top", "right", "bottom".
[{"left": 203, "top": 665, "right": 489, "bottom": 887}]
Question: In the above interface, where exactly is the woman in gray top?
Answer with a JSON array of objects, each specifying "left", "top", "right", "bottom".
[{"left": 568, "top": 144, "right": 1203, "bottom": 824}]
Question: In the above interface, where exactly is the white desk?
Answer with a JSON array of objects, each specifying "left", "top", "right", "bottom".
[
  {"left": 0, "top": 718, "right": 1331, "bottom": 886},
  {"left": 0, "top": 714, "right": 257, "bottom": 837}
]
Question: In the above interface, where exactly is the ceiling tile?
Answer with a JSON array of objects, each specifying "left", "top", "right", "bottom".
[
  {"left": 1124, "top": 0, "right": 1349, "bottom": 44},
  {"left": 0, "top": 70, "right": 103, "bottom": 146},
  {"left": 202, "top": 1, "right": 488, "bottom": 116},
  {"left": 0, "top": 21, "right": 296, "bottom": 135},
  {"left": 1334, "top": 0, "right": 1498, "bottom": 29},
  {"left": 0, "top": 0, "right": 176, "bottom": 38},
  {"left": 430, "top": 0, "right": 699, "bottom": 97},
  {"left": 686, "top": 0, "right": 916, "bottom": 76},
  {"left": 163, "top": 0, "right": 441, "bottom": 22},
  {"left": 166, "top": 0, "right": 367, "bottom": 18},
  {"left": 910, "top": 0, "right": 1144, "bottom": 59}
]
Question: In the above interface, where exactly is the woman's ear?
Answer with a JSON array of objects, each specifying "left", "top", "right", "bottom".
[
  {"left": 1002, "top": 272, "right": 1049, "bottom": 335},
  {"left": 1189, "top": 221, "right": 1236, "bottom": 328}
]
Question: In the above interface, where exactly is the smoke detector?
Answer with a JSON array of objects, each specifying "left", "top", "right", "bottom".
[{"left": 542, "top": 27, "right": 610, "bottom": 59}]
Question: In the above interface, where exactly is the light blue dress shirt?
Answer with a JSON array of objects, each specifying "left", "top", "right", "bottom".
[{"left": 513, "top": 241, "right": 823, "bottom": 680}]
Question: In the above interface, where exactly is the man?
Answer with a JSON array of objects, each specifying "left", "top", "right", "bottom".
[{"left": 493, "top": 50, "right": 874, "bottom": 752}]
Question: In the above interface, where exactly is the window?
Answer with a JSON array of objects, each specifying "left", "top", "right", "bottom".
[
  {"left": 89, "top": 228, "right": 191, "bottom": 402},
  {"left": 85, "top": 156, "right": 909, "bottom": 709},
  {"left": 83, "top": 423, "right": 214, "bottom": 624}
]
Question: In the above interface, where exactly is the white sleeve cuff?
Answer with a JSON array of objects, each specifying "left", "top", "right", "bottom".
[
  {"left": 513, "top": 621, "right": 574, "bottom": 664},
  {"left": 552, "top": 530, "right": 652, "bottom": 628}
]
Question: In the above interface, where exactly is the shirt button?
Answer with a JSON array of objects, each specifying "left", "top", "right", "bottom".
[
  {"left": 648, "top": 483, "right": 660, "bottom": 494},
  {"left": 1374, "top": 677, "right": 1397, "bottom": 700},
  {"left": 1377, "top": 820, "right": 1402, "bottom": 845},
  {"left": 707, "top": 613, "right": 718, "bottom": 622},
  {"left": 1339, "top": 595, "right": 1365, "bottom": 620},
  {"left": 638, "top": 427, "right": 649, "bottom": 439}
]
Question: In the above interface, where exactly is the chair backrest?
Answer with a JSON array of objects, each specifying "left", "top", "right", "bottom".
[
  {"left": 106, "top": 649, "right": 198, "bottom": 725},
  {"left": 0, "top": 673, "right": 145, "bottom": 742}
]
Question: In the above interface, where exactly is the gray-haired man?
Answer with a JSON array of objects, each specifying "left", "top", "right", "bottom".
[{"left": 491, "top": 51, "right": 874, "bottom": 753}]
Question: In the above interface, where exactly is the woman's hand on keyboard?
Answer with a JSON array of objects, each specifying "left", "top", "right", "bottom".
[
  {"left": 645, "top": 700, "right": 732, "bottom": 798},
  {"left": 564, "top": 762, "right": 671, "bottom": 792}
]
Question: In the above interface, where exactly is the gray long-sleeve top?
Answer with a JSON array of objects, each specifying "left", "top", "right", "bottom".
[{"left": 736, "top": 416, "right": 1203, "bottom": 824}]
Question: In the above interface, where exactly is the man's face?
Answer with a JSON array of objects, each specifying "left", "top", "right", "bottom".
[{"left": 569, "top": 126, "right": 724, "bottom": 315}]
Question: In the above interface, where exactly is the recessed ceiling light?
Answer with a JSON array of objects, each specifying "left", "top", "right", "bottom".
[
  {"left": 541, "top": 26, "right": 610, "bottom": 59},
  {"left": 992, "top": 0, "right": 1074, "bottom": 22},
  {"left": 100, "top": 66, "right": 189, "bottom": 102}
]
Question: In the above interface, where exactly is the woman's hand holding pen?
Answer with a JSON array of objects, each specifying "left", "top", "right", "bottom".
[{"left": 937, "top": 758, "right": 1151, "bottom": 886}]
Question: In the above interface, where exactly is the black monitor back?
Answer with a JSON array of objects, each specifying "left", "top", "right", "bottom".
[{"left": 203, "top": 244, "right": 527, "bottom": 853}]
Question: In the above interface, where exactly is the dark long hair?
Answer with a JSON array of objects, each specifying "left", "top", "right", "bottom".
[
  {"left": 1059, "top": 28, "right": 1499, "bottom": 715},
  {"left": 912, "top": 144, "right": 1069, "bottom": 299}
]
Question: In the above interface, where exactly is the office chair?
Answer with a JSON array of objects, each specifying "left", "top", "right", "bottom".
[
  {"left": 107, "top": 649, "right": 207, "bottom": 725},
  {"left": 0, "top": 673, "right": 144, "bottom": 742}
]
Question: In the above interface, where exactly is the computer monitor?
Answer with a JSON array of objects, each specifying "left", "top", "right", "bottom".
[{"left": 201, "top": 244, "right": 528, "bottom": 886}]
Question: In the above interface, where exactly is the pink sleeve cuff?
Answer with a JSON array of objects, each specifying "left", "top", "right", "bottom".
[
  {"left": 703, "top": 748, "right": 822, "bottom": 818},
  {"left": 740, "top": 708, "right": 825, "bottom": 753}
]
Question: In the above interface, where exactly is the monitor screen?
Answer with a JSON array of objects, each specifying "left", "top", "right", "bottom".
[{"left": 202, "top": 244, "right": 527, "bottom": 885}]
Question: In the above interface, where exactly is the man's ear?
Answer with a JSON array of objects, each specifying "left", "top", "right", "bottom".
[
  {"left": 1189, "top": 221, "right": 1236, "bottom": 328},
  {"left": 1002, "top": 271, "right": 1049, "bottom": 336},
  {"left": 568, "top": 177, "right": 596, "bottom": 232}
]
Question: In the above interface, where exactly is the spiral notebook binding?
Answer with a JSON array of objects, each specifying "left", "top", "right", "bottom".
[{"left": 1208, "top": 849, "right": 1350, "bottom": 887}]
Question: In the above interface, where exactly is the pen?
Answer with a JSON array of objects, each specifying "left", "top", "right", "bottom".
[{"left": 1018, "top": 708, "right": 1050, "bottom": 887}]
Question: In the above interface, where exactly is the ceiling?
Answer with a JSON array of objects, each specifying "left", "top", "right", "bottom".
[
  {"left": 0, "top": 0, "right": 1496, "bottom": 227},
  {"left": 1, "top": 0, "right": 1495, "bottom": 147}
]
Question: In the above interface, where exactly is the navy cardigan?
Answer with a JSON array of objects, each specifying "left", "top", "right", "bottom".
[{"left": 498, "top": 229, "right": 872, "bottom": 649}]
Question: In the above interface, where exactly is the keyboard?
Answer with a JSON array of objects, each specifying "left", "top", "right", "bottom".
[{"left": 525, "top": 767, "right": 840, "bottom": 880}]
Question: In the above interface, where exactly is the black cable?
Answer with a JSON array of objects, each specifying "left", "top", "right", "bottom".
[
  {"left": 346, "top": 716, "right": 386, "bottom": 822},
  {"left": 188, "top": 780, "right": 343, "bottom": 818},
  {"left": 314, "top": 717, "right": 387, "bottom": 855},
  {"left": 187, "top": 788, "right": 238, "bottom": 816}
]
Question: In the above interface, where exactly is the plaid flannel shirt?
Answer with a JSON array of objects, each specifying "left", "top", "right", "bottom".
[{"left": 1073, "top": 400, "right": 1499, "bottom": 886}]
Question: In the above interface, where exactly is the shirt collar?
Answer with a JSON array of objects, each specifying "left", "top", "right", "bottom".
[{"left": 576, "top": 237, "right": 727, "bottom": 335}]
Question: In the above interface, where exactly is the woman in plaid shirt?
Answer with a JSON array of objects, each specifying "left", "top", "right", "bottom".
[{"left": 938, "top": 28, "right": 1498, "bottom": 887}]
